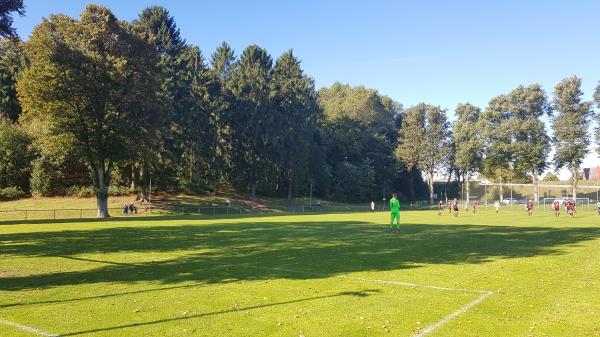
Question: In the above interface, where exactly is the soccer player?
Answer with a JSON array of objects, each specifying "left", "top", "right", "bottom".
[
  {"left": 370, "top": 201, "right": 375, "bottom": 213},
  {"left": 438, "top": 200, "right": 443, "bottom": 216},
  {"left": 452, "top": 198, "right": 459, "bottom": 217},
  {"left": 553, "top": 200, "right": 561, "bottom": 217},
  {"left": 448, "top": 201, "right": 452, "bottom": 214},
  {"left": 472, "top": 200, "right": 477, "bottom": 214},
  {"left": 597, "top": 200, "right": 600, "bottom": 215},
  {"left": 389, "top": 192, "right": 400, "bottom": 231},
  {"left": 494, "top": 200, "right": 500, "bottom": 214},
  {"left": 526, "top": 200, "right": 533, "bottom": 216},
  {"left": 567, "top": 201, "right": 575, "bottom": 218}
]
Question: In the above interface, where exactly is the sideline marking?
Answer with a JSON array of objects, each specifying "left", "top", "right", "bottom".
[{"left": 0, "top": 319, "right": 60, "bottom": 337}]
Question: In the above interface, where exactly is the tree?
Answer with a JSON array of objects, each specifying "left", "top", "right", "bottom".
[
  {"left": 592, "top": 81, "right": 600, "bottom": 157},
  {"left": 0, "top": 0, "right": 24, "bottom": 38},
  {"left": 551, "top": 76, "right": 593, "bottom": 200},
  {"left": 0, "top": 116, "right": 34, "bottom": 190},
  {"left": 542, "top": 172, "right": 559, "bottom": 182},
  {"left": 0, "top": 38, "right": 28, "bottom": 121},
  {"left": 18, "top": 5, "right": 162, "bottom": 217},
  {"left": 453, "top": 103, "right": 483, "bottom": 208},
  {"left": 227, "top": 45, "right": 274, "bottom": 200},
  {"left": 396, "top": 103, "right": 450, "bottom": 204},
  {"left": 207, "top": 42, "right": 236, "bottom": 194},
  {"left": 509, "top": 84, "right": 552, "bottom": 204},
  {"left": 318, "top": 83, "right": 400, "bottom": 201},
  {"left": 481, "top": 94, "right": 514, "bottom": 201},
  {"left": 271, "top": 50, "right": 319, "bottom": 201}
]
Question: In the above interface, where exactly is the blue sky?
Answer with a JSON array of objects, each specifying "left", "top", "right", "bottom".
[{"left": 12, "top": 0, "right": 600, "bottom": 176}]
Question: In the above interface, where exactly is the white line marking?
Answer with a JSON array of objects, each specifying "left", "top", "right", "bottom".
[
  {"left": 411, "top": 291, "right": 493, "bottom": 337},
  {"left": 0, "top": 319, "right": 60, "bottom": 337},
  {"left": 218, "top": 263, "right": 494, "bottom": 337}
]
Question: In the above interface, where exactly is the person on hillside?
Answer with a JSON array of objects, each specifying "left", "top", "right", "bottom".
[
  {"left": 553, "top": 200, "right": 561, "bottom": 217},
  {"left": 452, "top": 198, "right": 459, "bottom": 217},
  {"left": 494, "top": 200, "right": 500, "bottom": 214},
  {"left": 526, "top": 200, "right": 533, "bottom": 216},
  {"left": 370, "top": 201, "right": 375, "bottom": 213},
  {"left": 389, "top": 193, "right": 400, "bottom": 231},
  {"left": 122, "top": 204, "right": 129, "bottom": 215},
  {"left": 438, "top": 200, "right": 443, "bottom": 216},
  {"left": 472, "top": 200, "right": 477, "bottom": 214}
]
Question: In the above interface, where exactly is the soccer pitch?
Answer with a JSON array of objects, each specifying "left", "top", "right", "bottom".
[{"left": 1, "top": 209, "right": 600, "bottom": 337}]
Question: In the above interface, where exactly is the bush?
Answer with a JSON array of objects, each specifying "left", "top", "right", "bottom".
[
  {"left": 30, "top": 158, "right": 57, "bottom": 196},
  {"left": 63, "top": 185, "right": 95, "bottom": 198},
  {"left": 543, "top": 172, "right": 559, "bottom": 182},
  {"left": 109, "top": 185, "right": 132, "bottom": 196},
  {"left": 0, "top": 117, "right": 35, "bottom": 191},
  {"left": 0, "top": 186, "right": 27, "bottom": 200}
]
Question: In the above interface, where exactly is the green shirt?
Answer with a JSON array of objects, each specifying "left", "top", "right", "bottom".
[{"left": 389, "top": 197, "right": 400, "bottom": 212}]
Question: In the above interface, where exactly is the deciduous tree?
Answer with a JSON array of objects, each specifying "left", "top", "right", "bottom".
[
  {"left": 18, "top": 5, "right": 162, "bottom": 217},
  {"left": 552, "top": 76, "right": 592, "bottom": 200}
]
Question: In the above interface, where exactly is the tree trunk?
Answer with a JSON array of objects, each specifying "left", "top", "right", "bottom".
[
  {"left": 93, "top": 165, "right": 111, "bottom": 218},
  {"left": 464, "top": 174, "right": 470, "bottom": 210},
  {"left": 427, "top": 171, "right": 434, "bottom": 204},
  {"left": 130, "top": 164, "right": 136, "bottom": 191},
  {"left": 287, "top": 173, "right": 293, "bottom": 202},
  {"left": 531, "top": 171, "right": 539, "bottom": 204},
  {"left": 250, "top": 182, "right": 257, "bottom": 201},
  {"left": 571, "top": 165, "right": 578, "bottom": 200},
  {"left": 498, "top": 176, "right": 504, "bottom": 202},
  {"left": 408, "top": 172, "right": 415, "bottom": 199}
]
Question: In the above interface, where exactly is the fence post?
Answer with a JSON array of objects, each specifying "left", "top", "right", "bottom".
[{"left": 53, "top": 210, "right": 56, "bottom": 220}]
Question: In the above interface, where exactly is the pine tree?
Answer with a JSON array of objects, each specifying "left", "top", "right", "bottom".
[
  {"left": 228, "top": 45, "right": 274, "bottom": 200},
  {"left": 271, "top": 50, "right": 319, "bottom": 201}
]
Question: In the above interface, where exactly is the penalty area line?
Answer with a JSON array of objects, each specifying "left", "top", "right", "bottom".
[
  {"left": 411, "top": 290, "right": 493, "bottom": 337},
  {"left": 217, "top": 262, "right": 494, "bottom": 337},
  {"left": 0, "top": 319, "right": 61, "bottom": 337}
]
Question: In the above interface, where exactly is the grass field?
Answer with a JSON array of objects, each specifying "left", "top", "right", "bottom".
[{"left": 1, "top": 208, "right": 600, "bottom": 336}]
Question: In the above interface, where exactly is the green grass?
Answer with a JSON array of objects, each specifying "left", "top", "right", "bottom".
[{"left": 1, "top": 208, "right": 600, "bottom": 336}]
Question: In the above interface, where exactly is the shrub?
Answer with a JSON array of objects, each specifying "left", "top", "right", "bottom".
[
  {"left": 109, "top": 185, "right": 132, "bottom": 196},
  {"left": 63, "top": 185, "right": 95, "bottom": 198},
  {"left": 542, "top": 172, "right": 559, "bottom": 182},
  {"left": 0, "top": 117, "right": 35, "bottom": 190},
  {"left": 0, "top": 186, "right": 27, "bottom": 200},
  {"left": 30, "top": 158, "right": 57, "bottom": 196}
]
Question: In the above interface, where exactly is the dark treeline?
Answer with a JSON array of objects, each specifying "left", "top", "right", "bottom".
[
  {"left": 0, "top": 5, "right": 425, "bottom": 217},
  {"left": 2, "top": 4, "right": 600, "bottom": 218}
]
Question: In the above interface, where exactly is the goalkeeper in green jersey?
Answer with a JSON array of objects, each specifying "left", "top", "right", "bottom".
[{"left": 389, "top": 192, "right": 400, "bottom": 231}]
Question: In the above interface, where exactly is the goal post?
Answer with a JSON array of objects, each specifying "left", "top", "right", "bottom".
[{"left": 542, "top": 197, "right": 590, "bottom": 211}]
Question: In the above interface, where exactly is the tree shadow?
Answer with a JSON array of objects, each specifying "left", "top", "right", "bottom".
[
  {"left": 58, "top": 289, "right": 381, "bottom": 336},
  {"left": 1, "top": 220, "right": 599, "bottom": 292}
]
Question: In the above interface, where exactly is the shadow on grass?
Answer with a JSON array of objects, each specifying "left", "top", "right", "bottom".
[
  {"left": 2, "top": 218, "right": 600, "bottom": 292},
  {"left": 0, "top": 213, "right": 291, "bottom": 226},
  {"left": 58, "top": 289, "right": 381, "bottom": 336}
]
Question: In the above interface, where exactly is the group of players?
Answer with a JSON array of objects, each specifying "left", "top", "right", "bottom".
[
  {"left": 551, "top": 200, "right": 578, "bottom": 218},
  {"left": 436, "top": 198, "right": 596, "bottom": 218}
]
